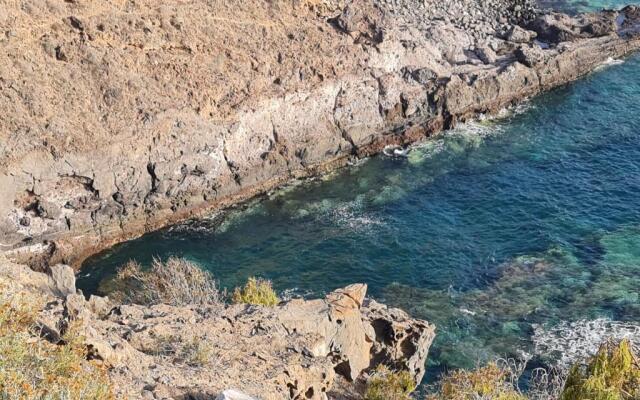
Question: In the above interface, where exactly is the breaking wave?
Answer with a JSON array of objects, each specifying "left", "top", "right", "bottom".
[{"left": 532, "top": 319, "right": 640, "bottom": 368}]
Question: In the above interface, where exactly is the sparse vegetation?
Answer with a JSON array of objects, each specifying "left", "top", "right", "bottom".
[
  {"left": 232, "top": 277, "right": 280, "bottom": 306},
  {"left": 0, "top": 283, "right": 113, "bottom": 400},
  {"left": 426, "top": 362, "right": 526, "bottom": 400},
  {"left": 180, "top": 338, "right": 213, "bottom": 367},
  {"left": 111, "top": 257, "right": 222, "bottom": 306},
  {"left": 365, "top": 365, "right": 416, "bottom": 400},
  {"left": 425, "top": 340, "right": 640, "bottom": 400},
  {"left": 143, "top": 334, "right": 213, "bottom": 367},
  {"left": 560, "top": 339, "right": 640, "bottom": 400}
]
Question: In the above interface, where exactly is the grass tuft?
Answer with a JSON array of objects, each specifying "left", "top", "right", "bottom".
[
  {"left": 365, "top": 365, "right": 415, "bottom": 400},
  {"left": 232, "top": 277, "right": 280, "bottom": 306}
]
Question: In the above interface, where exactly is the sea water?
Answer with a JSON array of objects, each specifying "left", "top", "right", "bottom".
[{"left": 79, "top": 12, "right": 640, "bottom": 383}]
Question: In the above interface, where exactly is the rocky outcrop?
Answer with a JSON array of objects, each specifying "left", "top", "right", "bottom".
[
  {"left": 0, "top": 257, "right": 435, "bottom": 399},
  {"left": 1, "top": 1, "right": 640, "bottom": 269}
]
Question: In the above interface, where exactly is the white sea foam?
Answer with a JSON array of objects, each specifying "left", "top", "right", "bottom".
[
  {"left": 280, "top": 287, "right": 316, "bottom": 301},
  {"left": 595, "top": 57, "right": 625, "bottom": 71},
  {"left": 327, "top": 200, "right": 385, "bottom": 233},
  {"left": 532, "top": 318, "right": 640, "bottom": 367}
]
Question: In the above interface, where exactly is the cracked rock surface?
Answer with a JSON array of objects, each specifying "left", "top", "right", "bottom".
[{"left": 1, "top": 0, "right": 640, "bottom": 268}]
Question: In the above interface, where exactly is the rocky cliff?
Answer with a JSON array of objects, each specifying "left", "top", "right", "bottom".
[
  {"left": 2, "top": 0, "right": 640, "bottom": 269},
  {"left": 0, "top": 256, "right": 434, "bottom": 399}
]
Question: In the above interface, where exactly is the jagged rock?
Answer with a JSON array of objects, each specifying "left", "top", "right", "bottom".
[
  {"left": 49, "top": 264, "right": 76, "bottom": 297},
  {"left": 476, "top": 45, "right": 498, "bottom": 64},
  {"left": 88, "top": 295, "right": 112, "bottom": 318},
  {"left": 581, "top": 12, "right": 618, "bottom": 38},
  {"left": 515, "top": 44, "right": 546, "bottom": 67},
  {"left": 69, "top": 282, "right": 432, "bottom": 399},
  {"left": 362, "top": 300, "right": 436, "bottom": 384},
  {"left": 528, "top": 13, "right": 579, "bottom": 43},
  {"left": 505, "top": 24, "right": 538, "bottom": 43},
  {"left": 65, "top": 293, "right": 89, "bottom": 319}
]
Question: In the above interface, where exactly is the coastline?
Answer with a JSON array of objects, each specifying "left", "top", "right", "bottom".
[{"left": 1, "top": 2, "right": 640, "bottom": 269}]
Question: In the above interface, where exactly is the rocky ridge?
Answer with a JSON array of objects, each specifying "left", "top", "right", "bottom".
[
  {"left": 1, "top": 1, "right": 640, "bottom": 269},
  {"left": 0, "top": 255, "right": 435, "bottom": 399}
]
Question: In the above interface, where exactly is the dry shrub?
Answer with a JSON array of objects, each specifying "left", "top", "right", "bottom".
[
  {"left": 143, "top": 334, "right": 212, "bottom": 367},
  {"left": 560, "top": 339, "right": 640, "bottom": 400},
  {"left": 112, "top": 257, "right": 222, "bottom": 306},
  {"left": 427, "top": 362, "right": 526, "bottom": 400},
  {"left": 232, "top": 277, "right": 279, "bottom": 306},
  {"left": 365, "top": 365, "right": 416, "bottom": 400},
  {"left": 0, "top": 284, "right": 114, "bottom": 399},
  {"left": 528, "top": 366, "right": 567, "bottom": 400}
]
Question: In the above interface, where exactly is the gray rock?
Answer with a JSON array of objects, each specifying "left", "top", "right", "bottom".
[
  {"left": 515, "top": 44, "right": 546, "bottom": 67},
  {"left": 362, "top": 300, "right": 436, "bottom": 384},
  {"left": 476, "top": 45, "right": 497, "bottom": 64},
  {"left": 88, "top": 295, "right": 112, "bottom": 317},
  {"left": 216, "top": 390, "right": 257, "bottom": 400},
  {"left": 505, "top": 24, "right": 537, "bottom": 43},
  {"left": 49, "top": 264, "right": 76, "bottom": 297},
  {"left": 527, "top": 13, "right": 579, "bottom": 43}
]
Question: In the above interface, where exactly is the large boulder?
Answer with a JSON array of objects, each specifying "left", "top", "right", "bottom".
[
  {"left": 504, "top": 25, "right": 538, "bottom": 43},
  {"left": 515, "top": 44, "right": 546, "bottom": 67},
  {"left": 362, "top": 300, "right": 436, "bottom": 384},
  {"left": 528, "top": 13, "right": 579, "bottom": 43},
  {"left": 49, "top": 264, "right": 76, "bottom": 297}
]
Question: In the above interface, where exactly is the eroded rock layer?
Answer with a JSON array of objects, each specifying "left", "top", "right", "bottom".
[{"left": 1, "top": 0, "right": 640, "bottom": 267}]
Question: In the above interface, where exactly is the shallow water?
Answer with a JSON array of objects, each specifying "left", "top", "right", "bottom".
[
  {"left": 79, "top": 39, "right": 640, "bottom": 382},
  {"left": 539, "top": 0, "right": 631, "bottom": 13}
]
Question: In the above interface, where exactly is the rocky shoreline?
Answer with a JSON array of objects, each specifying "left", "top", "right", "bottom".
[
  {"left": 0, "top": 256, "right": 434, "bottom": 399},
  {"left": 2, "top": 1, "right": 640, "bottom": 399},
  {"left": 1, "top": 1, "right": 640, "bottom": 270}
]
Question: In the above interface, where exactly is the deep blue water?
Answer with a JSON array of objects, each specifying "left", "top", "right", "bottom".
[{"left": 79, "top": 27, "right": 640, "bottom": 381}]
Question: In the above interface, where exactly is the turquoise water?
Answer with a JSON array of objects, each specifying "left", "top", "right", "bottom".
[
  {"left": 539, "top": 0, "right": 632, "bottom": 13},
  {"left": 79, "top": 50, "right": 640, "bottom": 379}
]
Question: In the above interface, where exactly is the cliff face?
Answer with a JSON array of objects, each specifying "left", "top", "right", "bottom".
[
  {"left": 1, "top": 0, "right": 639, "bottom": 268},
  {"left": 0, "top": 256, "right": 435, "bottom": 399}
]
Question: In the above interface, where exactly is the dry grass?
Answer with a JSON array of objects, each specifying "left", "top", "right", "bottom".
[
  {"left": 143, "top": 334, "right": 213, "bottom": 368},
  {"left": 365, "top": 365, "right": 416, "bottom": 400},
  {"left": 112, "top": 258, "right": 222, "bottom": 306},
  {"left": 232, "top": 277, "right": 280, "bottom": 306},
  {"left": 0, "top": 283, "right": 114, "bottom": 400},
  {"left": 426, "top": 362, "right": 526, "bottom": 400}
]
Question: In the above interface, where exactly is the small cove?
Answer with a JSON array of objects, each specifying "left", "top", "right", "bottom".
[{"left": 79, "top": 20, "right": 640, "bottom": 384}]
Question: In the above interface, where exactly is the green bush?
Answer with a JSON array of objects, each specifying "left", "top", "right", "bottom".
[
  {"left": 111, "top": 258, "right": 222, "bottom": 306},
  {"left": 560, "top": 339, "right": 640, "bottom": 400},
  {"left": 365, "top": 365, "right": 416, "bottom": 400},
  {"left": 232, "top": 277, "right": 280, "bottom": 306}
]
